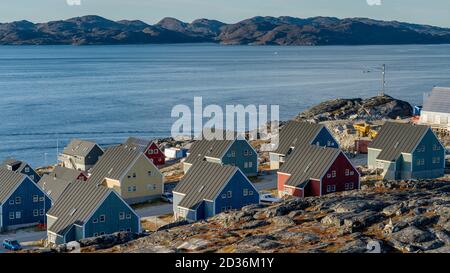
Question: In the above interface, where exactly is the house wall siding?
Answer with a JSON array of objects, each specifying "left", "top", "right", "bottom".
[
  {"left": 20, "top": 165, "right": 40, "bottom": 183},
  {"left": 221, "top": 140, "right": 258, "bottom": 177},
  {"left": 145, "top": 143, "right": 165, "bottom": 166},
  {"left": 321, "top": 153, "right": 359, "bottom": 195},
  {"left": 84, "top": 193, "right": 140, "bottom": 239},
  {"left": 311, "top": 128, "right": 339, "bottom": 148},
  {"left": 214, "top": 171, "right": 259, "bottom": 215},
  {"left": 367, "top": 148, "right": 381, "bottom": 169},
  {"left": 304, "top": 179, "right": 321, "bottom": 197},
  {"left": 1, "top": 177, "right": 51, "bottom": 231},
  {"left": 120, "top": 155, "right": 163, "bottom": 204},
  {"left": 411, "top": 129, "right": 445, "bottom": 178}
]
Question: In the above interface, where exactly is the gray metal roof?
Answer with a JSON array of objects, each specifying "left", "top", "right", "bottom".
[
  {"left": 273, "top": 121, "right": 325, "bottom": 155},
  {"left": 184, "top": 139, "right": 234, "bottom": 164},
  {"left": 124, "top": 137, "right": 152, "bottom": 153},
  {"left": 1, "top": 158, "right": 28, "bottom": 173},
  {"left": 199, "top": 128, "right": 244, "bottom": 141},
  {"left": 174, "top": 162, "right": 238, "bottom": 209},
  {"left": 369, "top": 121, "right": 429, "bottom": 162},
  {"left": 423, "top": 87, "right": 450, "bottom": 114},
  {"left": 62, "top": 139, "right": 100, "bottom": 157},
  {"left": 88, "top": 145, "right": 141, "bottom": 185},
  {"left": 0, "top": 168, "right": 26, "bottom": 204},
  {"left": 279, "top": 145, "right": 340, "bottom": 188},
  {"left": 47, "top": 180, "right": 112, "bottom": 236},
  {"left": 51, "top": 166, "right": 84, "bottom": 182},
  {"left": 38, "top": 175, "right": 72, "bottom": 202}
]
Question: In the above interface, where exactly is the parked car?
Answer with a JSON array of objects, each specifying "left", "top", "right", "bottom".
[
  {"left": 161, "top": 192, "right": 173, "bottom": 203},
  {"left": 260, "top": 193, "right": 282, "bottom": 204},
  {"left": 2, "top": 239, "right": 22, "bottom": 251}
]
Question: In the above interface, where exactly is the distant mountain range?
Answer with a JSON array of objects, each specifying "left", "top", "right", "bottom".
[{"left": 1, "top": 15, "right": 450, "bottom": 46}]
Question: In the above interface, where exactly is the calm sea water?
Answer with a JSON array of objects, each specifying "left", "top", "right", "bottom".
[{"left": 1, "top": 44, "right": 450, "bottom": 167}]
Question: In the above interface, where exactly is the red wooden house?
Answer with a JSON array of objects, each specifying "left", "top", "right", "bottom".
[
  {"left": 277, "top": 145, "right": 360, "bottom": 198},
  {"left": 125, "top": 137, "right": 165, "bottom": 166}
]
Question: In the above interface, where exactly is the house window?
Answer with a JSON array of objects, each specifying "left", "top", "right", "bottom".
[
  {"left": 100, "top": 232, "right": 105, "bottom": 236},
  {"left": 126, "top": 214, "right": 131, "bottom": 219},
  {"left": 433, "top": 144, "right": 441, "bottom": 151},
  {"left": 126, "top": 228, "right": 131, "bottom": 232},
  {"left": 331, "top": 185, "right": 336, "bottom": 192},
  {"left": 227, "top": 191, "right": 232, "bottom": 198},
  {"left": 15, "top": 197, "right": 21, "bottom": 204},
  {"left": 128, "top": 186, "right": 137, "bottom": 192},
  {"left": 332, "top": 171, "right": 336, "bottom": 178},
  {"left": 349, "top": 183, "right": 354, "bottom": 190},
  {"left": 25, "top": 167, "right": 30, "bottom": 173},
  {"left": 148, "top": 184, "right": 156, "bottom": 191},
  {"left": 99, "top": 215, "right": 106, "bottom": 223},
  {"left": 231, "top": 151, "right": 236, "bottom": 157},
  {"left": 244, "top": 162, "right": 248, "bottom": 168},
  {"left": 350, "top": 171, "right": 354, "bottom": 176},
  {"left": 154, "top": 149, "right": 159, "bottom": 154},
  {"left": 33, "top": 210, "right": 39, "bottom": 217},
  {"left": 40, "top": 209, "right": 45, "bottom": 216},
  {"left": 9, "top": 200, "right": 14, "bottom": 205},
  {"left": 248, "top": 190, "right": 253, "bottom": 196},
  {"left": 221, "top": 194, "right": 226, "bottom": 199},
  {"left": 93, "top": 218, "right": 98, "bottom": 224},
  {"left": 327, "top": 174, "right": 331, "bottom": 179},
  {"left": 243, "top": 188, "right": 249, "bottom": 196},
  {"left": 327, "top": 141, "right": 332, "bottom": 146},
  {"left": 16, "top": 211, "right": 22, "bottom": 219},
  {"left": 345, "top": 169, "right": 350, "bottom": 176},
  {"left": 148, "top": 149, "right": 153, "bottom": 154},
  {"left": 248, "top": 162, "right": 253, "bottom": 168},
  {"left": 244, "top": 150, "right": 249, "bottom": 156},
  {"left": 33, "top": 195, "right": 39, "bottom": 202},
  {"left": 119, "top": 212, "right": 125, "bottom": 220},
  {"left": 30, "top": 175, "right": 35, "bottom": 180},
  {"left": 93, "top": 233, "right": 99, "bottom": 237},
  {"left": 39, "top": 196, "right": 45, "bottom": 202},
  {"left": 148, "top": 171, "right": 153, "bottom": 176},
  {"left": 132, "top": 173, "right": 136, "bottom": 178},
  {"left": 9, "top": 212, "right": 15, "bottom": 220}
]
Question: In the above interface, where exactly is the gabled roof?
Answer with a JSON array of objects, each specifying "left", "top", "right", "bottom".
[
  {"left": 88, "top": 145, "right": 142, "bottom": 185},
  {"left": 174, "top": 162, "right": 238, "bottom": 209},
  {"left": 47, "top": 180, "right": 112, "bottom": 236},
  {"left": 0, "top": 168, "right": 26, "bottom": 204},
  {"left": 423, "top": 87, "right": 450, "bottom": 114},
  {"left": 1, "top": 158, "right": 29, "bottom": 173},
  {"left": 38, "top": 166, "right": 83, "bottom": 202},
  {"left": 51, "top": 166, "right": 84, "bottom": 182},
  {"left": 184, "top": 139, "right": 234, "bottom": 164},
  {"left": 124, "top": 137, "right": 153, "bottom": 153},
  {"left": 62, "top": 139, "right": 101, "bottom": 157},
  {"left": 273, "top": 121, "right": 325, "bottom": 155},
  {"left": 38, "top": 175, "right": 72, "bottom": 202},
  {"left": 369, "top": 122, "right": 429, "bottom": 162},
  {"left": 279, "top": 145, "right": 341, "bottom": 188}
]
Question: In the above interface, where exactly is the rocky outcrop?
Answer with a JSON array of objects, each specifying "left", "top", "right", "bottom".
[
  {"left": 295, "top": 95, "right": 413, "bottom": 122},
  {"left": 38, "top": 178, "right": 447, "bottom": 254},
  {"left": 2, "top": 15, "right": 450, "bottom": 45}
]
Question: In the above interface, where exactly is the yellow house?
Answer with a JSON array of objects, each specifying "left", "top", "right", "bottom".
[{"left": 88, "top": 145, "right": 163, "bottom": 205}]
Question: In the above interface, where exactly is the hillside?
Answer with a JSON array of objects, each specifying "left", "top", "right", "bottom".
[
  {"left": 2, "top": 15, "right": 450, "bottom": 45},
  {"left": 40, "top": 179, "right": 450, "bottom": 253}
]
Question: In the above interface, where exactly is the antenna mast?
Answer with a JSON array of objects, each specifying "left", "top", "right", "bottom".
[{"left": 380, "top": 64, "right": 386, "bottom": 96}]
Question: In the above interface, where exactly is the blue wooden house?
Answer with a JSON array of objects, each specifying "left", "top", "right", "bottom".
[
  {"left": 1, "top": 158, "right": 41, "bottom": 183},
  {"left": 269, "top": 121, "right": 339, "bottom": 170},
  {"left": 46, "top": 180, "right": 141, "bottom": 245},
  {"left": 0, "top": 168, "right": 51, "bottom": 232},
  {"left": 368, "top": 122, "right": 445, "bottom": 180},
  {"left": 183, "top": 130, "right": 258, "bottom": 177},
  {"left": 173, "top": 162, "right": 259, "bottom": 222}
]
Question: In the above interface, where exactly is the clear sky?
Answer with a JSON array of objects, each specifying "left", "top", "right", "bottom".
[{"left": 1, "top": 0, "right": 450, "bottom": 27}]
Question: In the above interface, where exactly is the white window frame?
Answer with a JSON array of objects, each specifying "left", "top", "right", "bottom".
[
  {"left": 119, "top": 212, "right": 125, "bottom": 220},
  {"left": 227, "top": 191, "right": 232, "bottom": 198},
  {"left": 33, "top": 195, "right": 39, "bottom": 202},
  {"left": 99, "top": 215, "right": 106, "bottom": 223},
  {"left": 39, "top": 209, "right": 45, "bottom": 216},
  {"left": 9, "top": 200, "right": 14, "bottom": 205},
  {"left": 93, "top": 218, "right": 99, "bottom": 224},
  {"left": 243, "top": 188, "right": 248, "bottom": 196},
  {"left": 332, "top": 171, "right": 336, "bottom": 178},
  {"left": 9, "top": 212, "right": 15, "bottom": 220},
  {"left": 345, "top": 169, "right": 350, "bottom": 176},
  {"left": 33, "top": 209, "right": 39, "bottom": 217},
  {"left": 248, "top": 162, "right": 253, "bottom": 168},
  {"left": 126, "top": 213, "right": 131, "bottom": 219},
  {"left": 15, "top": 211, "right": 21, "bottom": 219},
  {"left": 39, "top": 196, "right": 45, "bottom": 202}
]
